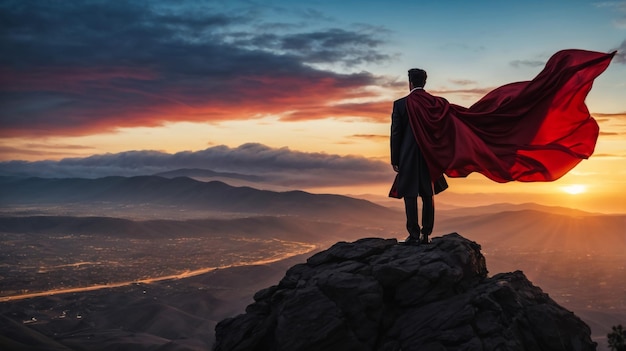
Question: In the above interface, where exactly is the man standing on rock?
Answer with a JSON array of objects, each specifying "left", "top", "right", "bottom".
[
  {"left": 389, "top": 50, "right": 615, "bottom": 246},
  {"left": 390, "top": 68, "right": 447, "bottom": 245}
]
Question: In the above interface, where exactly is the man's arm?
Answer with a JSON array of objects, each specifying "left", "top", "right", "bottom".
[{"left": 390, "top": 99, "right": 404, "bottom": 171}]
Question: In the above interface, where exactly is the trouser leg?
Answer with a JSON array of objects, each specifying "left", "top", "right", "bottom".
[
  {"left": 404, "top": 196, "right": 420, "bottom": 237},
  {"left": 421, "top": 195, "right": 434, "bottom": 236}
]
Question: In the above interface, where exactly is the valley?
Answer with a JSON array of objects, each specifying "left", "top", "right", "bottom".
[{"left": 0, "top": 175, "right": 624, "bottom": 350}]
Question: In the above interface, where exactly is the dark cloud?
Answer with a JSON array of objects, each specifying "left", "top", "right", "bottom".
[
  {"left": 0, "top": 1, "right": 392, "bottom": 137},
  {"left": 280, "top": 29, "right": 390, "bottom": 65},
  {"left": 229, "top": 28, "right": 390, "bottom": 66},
  {"left": 0, "top": 143, "right": 391, "bottom": 188}
]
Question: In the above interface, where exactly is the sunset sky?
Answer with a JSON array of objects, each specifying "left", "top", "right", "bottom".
[{"left": 1, "top": 0, "right": 625, "bottom": 213}]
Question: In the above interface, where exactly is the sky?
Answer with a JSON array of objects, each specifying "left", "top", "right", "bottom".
[{"left": 1, "top": 0, "right": 625, "bottom": 213}]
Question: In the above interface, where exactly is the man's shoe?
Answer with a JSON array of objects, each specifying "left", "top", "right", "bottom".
[
  {"left": 420, "top": 235, "right": 431, "bottom": 245},
  {"left": 402, "top": 235, "right": 421, "bottom": 246}
]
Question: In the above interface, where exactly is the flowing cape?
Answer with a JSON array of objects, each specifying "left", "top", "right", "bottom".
[{"left": 407, "top": 49, "right": 615, "bottom": 183}]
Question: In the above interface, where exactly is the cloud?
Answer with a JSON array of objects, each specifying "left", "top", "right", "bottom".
[
  {"left": 509, "top": 59, "right": 545, "bottom": 68},
  {"left": 0, "top": 143, "right": 392, "bottom": 188},
  {"left": 0, "top": 1, "right": 393, "bottom": 137},
  {"left": 595, "top": 1, "right": 626, "bottom": 28},
  {"left": 610, "top": 39, "right": 626, "bottom": 63},
  {"left": 22, "top": 143, "right": 96, "bottom": 150},
  {"left": 593, "top": 111, "right": 626, "bottom": 118},
  {"left": 449, "top": 79, "right": 478, "bottom": 86},
  {"left": 281, "top": 101, "right": 392, "bottom": 122},
  {"left": 232, "top": 28, "right": 391, "bottom": 66},
  {"left": 428, "top": 87, "right": 494, "bottom": 99},
  {"left": 592, "top": 153, "right": 626, "bottom": 158},
  {"left": 0, "top": 146, "right": 89, "bottom": 158},
  {"left": 0, "top": 142, "right": 96, "bottom": 159},
  {"left": 349, "top": 134, "right": 389, "bottom": 141}
]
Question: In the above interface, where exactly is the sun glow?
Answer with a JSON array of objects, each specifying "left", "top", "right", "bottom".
[{"left": 561, "top": 184, "right": 587, "bottom": 195}]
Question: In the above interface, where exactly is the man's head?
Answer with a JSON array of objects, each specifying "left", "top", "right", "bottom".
[{"left": 408, "top": 68, "right": 427, "bottom": 89}]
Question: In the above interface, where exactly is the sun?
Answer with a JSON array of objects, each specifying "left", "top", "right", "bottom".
[{"left": 561, "top": 184, "right": 587, "bottom": 195}]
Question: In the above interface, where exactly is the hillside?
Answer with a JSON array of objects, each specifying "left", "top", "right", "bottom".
[
  {"left": 0, "top": 176, "right": 400, "bottom": 224},
  {"left": 214, "top": 234, "right": 597, "bottom": 351},
  {"left": 436, "top": 202, "right": 600, "bottom": 218},
  {"left": 436, "top": 209, "right": 626, "bottom": 255},
  {"left": 1, "top": 177, "right": 624, "bottom": 350},
  {"left": 154, "top": 168, "right": 265, "bottom": 182},
  {"left": 0, "top": 253, "right": 310, "bottom": 351},
  {"left": 0, "top": 215, "right": 372, "bottom": 243}
]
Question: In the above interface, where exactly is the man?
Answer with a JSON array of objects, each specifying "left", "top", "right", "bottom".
[
  {"left": 390, "top": 68, "right": 446, "bottom": 245},
  {"left": 388, "top": 50, "right": 614, "bottom": 246}
]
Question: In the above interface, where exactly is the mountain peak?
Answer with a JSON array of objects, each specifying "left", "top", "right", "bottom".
[{"left": 214, "top": 233, "right": 595, "bottom": 351}]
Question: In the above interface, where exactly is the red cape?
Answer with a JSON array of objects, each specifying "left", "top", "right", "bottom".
[{"left": 407, "top": 49, "right": 615, "bottom": 183}]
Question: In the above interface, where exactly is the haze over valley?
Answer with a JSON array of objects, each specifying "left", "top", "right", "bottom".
[{"left": 0, "top": 174, "right": 624, "bottom": 350}]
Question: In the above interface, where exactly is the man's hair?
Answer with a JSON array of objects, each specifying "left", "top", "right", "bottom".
[{"left": 408, "top": 68, "right": 427, "bottom": 87}]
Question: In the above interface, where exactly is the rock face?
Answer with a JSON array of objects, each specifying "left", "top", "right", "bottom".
[{"left": 213, "top": 234, "right": 596, "bottom": 351}]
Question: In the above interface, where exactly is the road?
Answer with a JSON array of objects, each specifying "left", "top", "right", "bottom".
[{"left": 0, "top": 243, "right": 317, "bottom": 302}]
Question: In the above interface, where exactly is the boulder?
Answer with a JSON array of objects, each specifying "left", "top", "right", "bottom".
[{"left": 214, "top": 233, "right": 596, "bottom": 351}]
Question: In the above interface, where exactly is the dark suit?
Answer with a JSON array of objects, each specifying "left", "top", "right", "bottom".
[{"left": 390, "top": 93, "right": 434, "bottom": 237}]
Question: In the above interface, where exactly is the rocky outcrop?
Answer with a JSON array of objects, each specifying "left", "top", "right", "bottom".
[{"left": 214, "top": 233, "right": 596, "bottom": 351}]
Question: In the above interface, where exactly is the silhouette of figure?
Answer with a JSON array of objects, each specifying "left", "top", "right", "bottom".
[
  {"left": 390, "top": 68, "right": 447, "bottom": 245},
  {"left": 388, "top": 50, "right": 615, "bottom": 246}
]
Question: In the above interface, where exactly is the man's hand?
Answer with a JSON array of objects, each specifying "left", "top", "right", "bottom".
[{"left": 392, "top": 164, "right": 399, "bottom": 172}]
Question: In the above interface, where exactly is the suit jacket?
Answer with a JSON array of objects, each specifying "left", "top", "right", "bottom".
[{"left": 390, "top": 95, "right": 434, "bottom": 198}]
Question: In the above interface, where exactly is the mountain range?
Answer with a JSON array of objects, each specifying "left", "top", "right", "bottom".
[
  {"left": 154, "top": 168, "right": 266, "bottom": 183},
  {"left": 0, "top": 176, "right": 398, "bottom": 224},
  {"left": 0, "top": 174, "right": 624, "bottom": 350}
]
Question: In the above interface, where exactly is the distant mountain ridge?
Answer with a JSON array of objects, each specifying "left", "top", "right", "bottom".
[
  {"left": 437, "top": 202, "right": 599, "bottom": 218},
  {"left": 153, "top": 168, "right": 265, "bottom": 182},
  {"left": 0, "top": 176, "right": 398, "bottom": 223}
]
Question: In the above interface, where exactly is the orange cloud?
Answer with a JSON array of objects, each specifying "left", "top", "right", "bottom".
[
  {"left": 592, "top": 112, "right": 626, "bottom": 118},
  {"left": 429, "top": 87, "right": 494, "bottom": 98},
  {"left": 280, "top": 101, "right": 391, "bottom": 122},
  {"left": 0, "top": 65, "right": 386, "bottom": 137},
  {"left": 1, "top": 2, "right": 394, "bottom": 138},
  {"left": 349, "top": 134, "right": 388, "bottom": 141}
]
